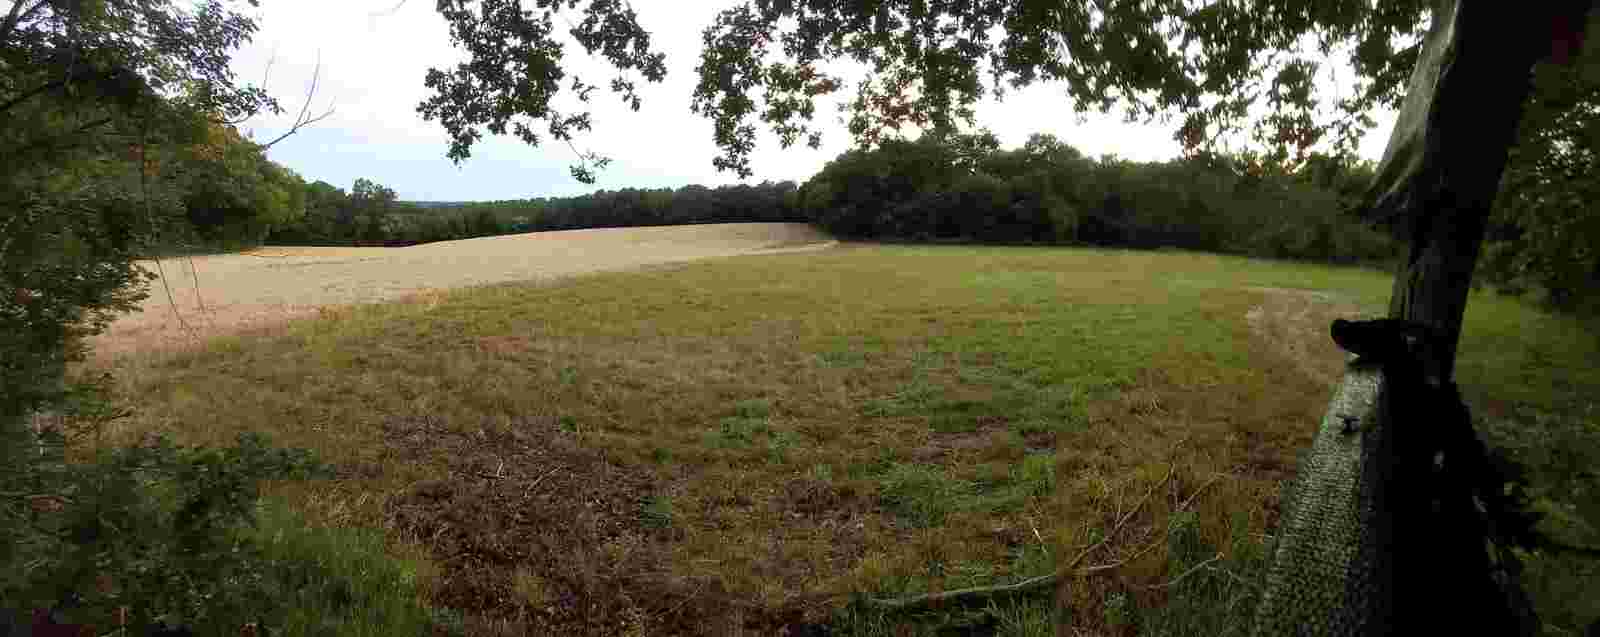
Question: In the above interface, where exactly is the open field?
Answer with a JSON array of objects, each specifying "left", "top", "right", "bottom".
[
  {"left": 92, "top": 223, "right": 834, "bottom": 358},
  {"left": 87, "top": 243, "right": 1600, "bottom": 635}
]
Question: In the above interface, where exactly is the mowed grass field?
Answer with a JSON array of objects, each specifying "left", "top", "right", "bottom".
[{"left": 92, "top": 244, "right": 1600, "bottom": 635}]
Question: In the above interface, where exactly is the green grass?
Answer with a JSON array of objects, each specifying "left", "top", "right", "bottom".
[
  {"left": 876, "top": 463, "right": 972, "bottom": 528},
  {"left": 249, "top": 498, "right": 440, "bottom": 636},
  {"left": 95, "top": 244, "right": 1600, "bottom": 634},
  {"left": 639, "top": 494, "right": 676, "bottom": 529}
]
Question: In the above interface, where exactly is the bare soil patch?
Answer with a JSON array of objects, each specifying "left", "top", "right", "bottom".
[
  {"left": 91, "top": 223, "right": 834, "bottom": 358},
  {"left": 1243, "top": 286, "right": 1374, "bottom": 388},
  {"left": 376, "top": 412, "right": 840, "bottom": 635}
]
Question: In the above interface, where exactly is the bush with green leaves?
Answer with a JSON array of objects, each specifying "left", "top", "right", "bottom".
[{"left": 1, "top": 416, "right": 337, "bottom": 630}]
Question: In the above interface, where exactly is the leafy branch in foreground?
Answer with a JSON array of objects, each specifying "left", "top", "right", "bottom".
[
  {"left": 424, "top": 0, "right": 1437, "bottom": 181},
  {"left": 418, "top": 0, "right": 667, "bottom": 183}
]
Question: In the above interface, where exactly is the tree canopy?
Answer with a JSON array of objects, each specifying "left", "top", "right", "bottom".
[
  {"left": 426, "top": 0, "right": 1443, "bottom": 179},
  {"left": 1, "top": 0, "right": 281, "bottom": 422},
  {"left": 425, "top": 0, "right": 1600, "bottom": 308}
]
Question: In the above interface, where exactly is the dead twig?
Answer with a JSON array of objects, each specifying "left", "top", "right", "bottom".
[
  {"left": 866, "top": 463, "right": 1177, "bottom": 611},
  {"left": 1142, "top": 552, "right": 1223, "bottom": 590},
  {"left": 138, "top": 129, "right": 198, "bottom": 344},
  {"left": 1204, "top": 563, "right": 1260, "bottom": 590},
  {"left": 1025, "top": 513, "right": 1048, "bottom": 549},
  {"left": 183, "top": 246, "right": 209, "bottom": 324},
  {"left": 1116, "top": 462, "right": 1174, "bottom": 533},
  {"left": 523, "top": 468, "right": 559, "bottom": 499},
  {"left": 259, "top": 51, "right": 336, "bottom": 150},
  {"left": 1123, "top": 530, "right": 1168, "bottom": 565},
  {"left": 1178, "top": 471, "right": 1226, "bottom": 512}
]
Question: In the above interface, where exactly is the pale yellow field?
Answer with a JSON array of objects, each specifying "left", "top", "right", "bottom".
[{"left": 92, "top": 222, "right": 835, "bottom": 357}]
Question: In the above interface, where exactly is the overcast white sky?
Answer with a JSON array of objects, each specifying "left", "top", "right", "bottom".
[{"left": 234, "top": 1, "right": 1399, "bottom": 202}]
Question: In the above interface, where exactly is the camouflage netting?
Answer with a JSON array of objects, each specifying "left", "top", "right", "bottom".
[
  {"left": 1251, "top": 362, "right": 1390, "bottom": 635},
  {"left": 1247, "top": 2, "right": 1457, "bottom": 630},
  {"left": 1249, "top": 0, "right": 1580, "bottom": 631}
]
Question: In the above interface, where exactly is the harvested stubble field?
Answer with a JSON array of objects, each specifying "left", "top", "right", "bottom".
[
  {"left": 85, "top": 227, "right": 1600, "bottom": 635},
  {"left": 92, "top": 222, "right": 836, "bottom": 358}
]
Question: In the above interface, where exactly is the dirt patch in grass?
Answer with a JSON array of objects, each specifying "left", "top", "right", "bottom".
[
  {"left": 909, "top": 415, "right": 1016, "bottom": 463},
  {"left": 377, "top": 413, "right": 825, "bottom": 634},
  {"left": 1243, "top": 286, "right": 1372, "bottom": 389}
]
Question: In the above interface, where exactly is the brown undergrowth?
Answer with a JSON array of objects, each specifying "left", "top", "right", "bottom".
[
  {"left": 91, "top": 246, "right": 1427, "bottom": 634},
  {"left": 372, "top": 413, "right": 839, "bottom": 635}
]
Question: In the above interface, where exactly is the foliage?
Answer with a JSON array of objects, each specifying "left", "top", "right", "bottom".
[
  {"left": 178, "top": 120, "right": 308, "bottom": 244},
  {"left": 0, "top": 388, "right": 337, "bottom": 631},
  {"left": 173, "top": 121, "right": 308, "bottom": 246},
  {"left": 0, "top": 180, "right": 159, "bottom": 430},
  {"left": 797, "top": 131, "right": 1395, "bottom": 265},
  {"left": 1, "top": 0, "right": 275, "bottom": 427},
  {"left": 420, "top": 1, "right": 1600, "bottom": 312},
  {"left": 3, "top": 386, "right": 436, "bottom": 635},
  {"left": 349, "top": 178, "right": 399, "bottom": 243},
  {"left": 0, "top": 2, "right": 436, "bottom": 633},
  {"left": 419, "top": 0, "right": 667, "bottom": 182},
  {"left": 424, "top": 0, "right": 1435, "bottom": 179},
  {"left": 1481, "top": 49, "right": 1600, "bottom": 310}
]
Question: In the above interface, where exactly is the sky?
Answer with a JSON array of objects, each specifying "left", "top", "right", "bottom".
[{"left": 234, "top": 1, "right": 1400, "bottom": 202}]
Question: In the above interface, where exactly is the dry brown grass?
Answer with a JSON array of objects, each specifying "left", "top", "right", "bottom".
[
  {"left": 87, "top": 244, "right": 1405, "bottom": 634},
  {"left": 92, "top": 223, "right": 834, "bottom": 359}
]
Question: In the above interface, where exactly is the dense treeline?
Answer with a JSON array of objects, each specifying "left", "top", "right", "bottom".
[
  {"left": 172, "top": 125, "right": 1594, "bottom": 309},
  {"left": 265, "top": 180, "right": 803, "bottom": 246},
  {"left": 796, "top": 131, "right": 1398, "bottom": 264},
  {"left": 102, "top": 102, "right": 1587, "bottom": 305},
  {"left": 257, "top": 131, "right": 1394, "bottom": 267},
  {"left": 444, "top": 181, "right": 803, "bottom": 232}
]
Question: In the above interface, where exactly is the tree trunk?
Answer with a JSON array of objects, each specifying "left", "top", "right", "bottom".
[
  {"left": 1363, "top": 2, "right": 1587, "bottom": 633},
  {"left": 1368, "top": 0, "right": 1554, "bottom": 383}
]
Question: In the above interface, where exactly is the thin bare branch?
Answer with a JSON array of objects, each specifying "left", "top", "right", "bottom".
[
  {"left": 1142, "top": 553, "right": 1224, "bottom": 590},
  {"left": 1177, "top": 471, "right": 1227, "bottom": 512},
  {"left": 183, "top": 245, "right": 209, "bottom": 323},
  {"left": 261, "top": 45, "right": 278, "bottom": 94},
  {"left": 0, "top": 1, "right": 25, "bottom": 43},
  {"left": 137, "top": 128, "right": 199, "bottom": 344},
  {"left": 0, "top": 79, "right": 64, "bottom": 116},
  {"left": 1204, "top": 563, "right": 1261, "bottom": 590},
  {"left": 370, "top": 0, "right": 408, "bottom": 19},
  {"left": 220, "top": 50, "right": 283, "bottom": 126},
  {"left": 260, "top": 52, "right": 337, "bottom": 149}
]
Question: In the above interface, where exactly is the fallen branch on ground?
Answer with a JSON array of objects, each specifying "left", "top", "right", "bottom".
[
  {"left": 1142, "top": 552, "right": 1224, "bottom": 590},
  {"left": 1203, "top": 563, "right": 1261, "bottom": 590},
  {"left": 865, "top": 463, "right": 1176, "bottom": 611}
]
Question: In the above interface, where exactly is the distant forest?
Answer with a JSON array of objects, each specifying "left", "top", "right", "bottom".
[
  {"left": 256, "top": 131, "right": 1390, "bottom": 265},
  {"left": 159, "top": 125, "right": 1587, "bottom": 308}
]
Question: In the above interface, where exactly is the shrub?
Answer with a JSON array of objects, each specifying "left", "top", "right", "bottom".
[{"left": 0, "top": 397, "right": 366, "bottom": 633}]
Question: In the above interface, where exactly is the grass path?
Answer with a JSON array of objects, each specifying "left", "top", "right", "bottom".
[{"left": 92, "top": 244, "right": 1600, "bottom": 635}]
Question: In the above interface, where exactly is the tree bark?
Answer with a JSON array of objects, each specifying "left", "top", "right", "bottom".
[
  {"left": 1367, "top": 0, "right": 1557, "bottom": 383},
  {"left": 1362, "top": 3, "right": 1591, "bottom": 633}
]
